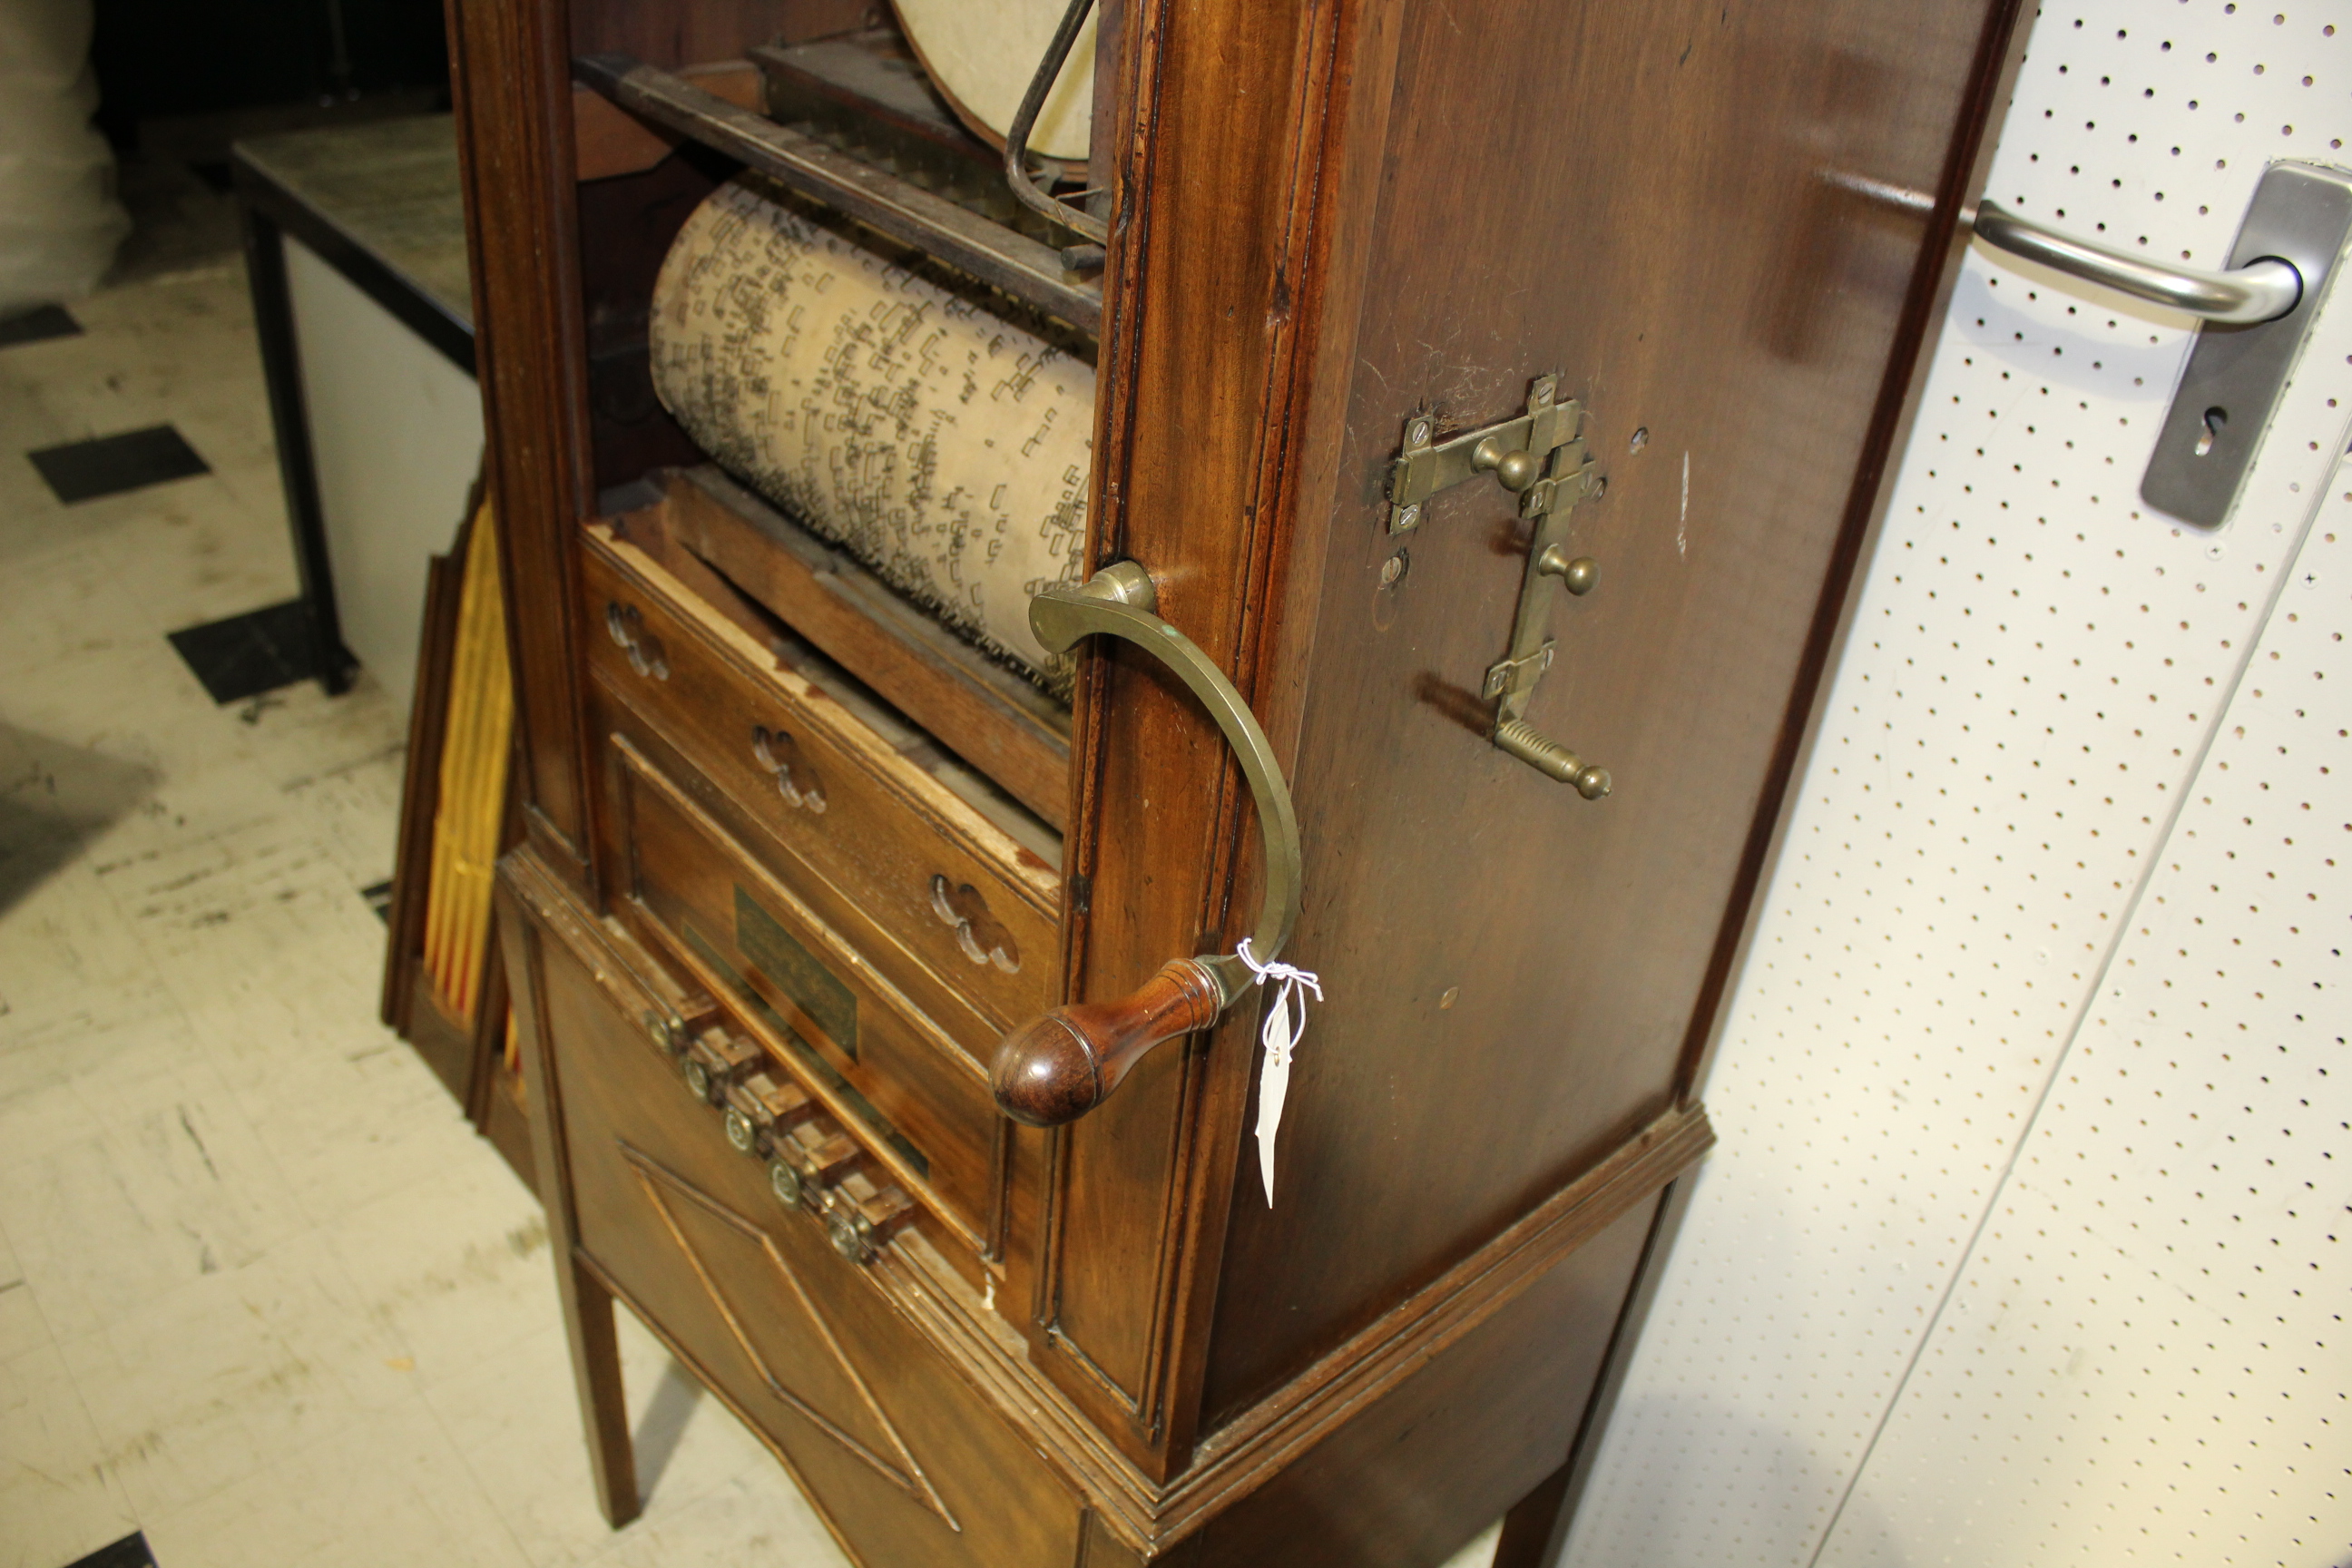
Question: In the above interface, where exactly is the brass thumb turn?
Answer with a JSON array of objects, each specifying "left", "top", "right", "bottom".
[
  {"left": 1472, "top": 436, "right": 1544, "bottom": 494},
  {"left": 990, "top": 564, "right": 1305, "bottom": 1128}
]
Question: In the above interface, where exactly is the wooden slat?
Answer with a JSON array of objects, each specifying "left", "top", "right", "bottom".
[
  {"left": 750, "top": 34, "right": 994, "bottom": 166},
  {"left": 571, "top": 53, "right": 1101, "bottom": 334},
  {"left": 426, "top": 504, "right": 516, "bottom": 1021}
]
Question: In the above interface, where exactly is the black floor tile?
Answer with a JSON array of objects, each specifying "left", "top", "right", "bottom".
[
  {"left": 62, "top": 1533, "right": 157, "bottom": 1568},
  {"left": 0, "top": 305, "right": 82, "bottom": 348},
  {"left": 28, "top": 425, "right": 211, "bottom": 505},
  {"left": 362, "top": 877, "right": 395, "bottom": 922},
  {"left": 167, "top": 599, "right": 318, "bottom": 704}
]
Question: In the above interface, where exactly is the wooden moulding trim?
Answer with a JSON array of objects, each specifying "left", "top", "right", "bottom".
[
  {"left": 894, "top": 1101, "right": 1714, "bottom": 1553},
  {"left": 453, "top": 0, "right": 597, "bottom": 897},
  {"left": 500, "top": 846, "right": 686, "bottom": 1073},
  {"left": 1029, "top": 0, "right": 1366, "bottom": 1473},
  {"left": 883, "top": 1241, "right": 1166, "bottom": 1529},
  {"left": 1135, "top": 0, "right": 1374, "bottom": 1474},
  {"left": 587, "top": 522, "right": 1063, "bottom": 916},
  {"left": 1152, "top": 1102, "right": 1715, "bottom": 1537}
]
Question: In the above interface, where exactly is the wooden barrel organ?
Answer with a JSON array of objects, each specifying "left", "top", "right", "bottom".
[{"left": 462, "top": 0, "right": 2030, "bottom": 1563}]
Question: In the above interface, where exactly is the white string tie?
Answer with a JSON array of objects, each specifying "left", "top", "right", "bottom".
[{"left": 1237, "top": 937, "right": 1321, "bottom": 1206}]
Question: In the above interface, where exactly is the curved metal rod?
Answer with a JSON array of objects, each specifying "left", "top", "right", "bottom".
[
  {"left": 1002, "top": 0, "right": 1111, "bottom": 246},
  {"left": 1973, "top": 200, "right": 2300, "bottom": 324},
  {"left": 1030, "top": 563, "right": 1301, "bottom": 1005}
]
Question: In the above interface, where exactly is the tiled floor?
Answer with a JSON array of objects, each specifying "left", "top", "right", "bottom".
[{"left": 0, "top": 260, "right": 848, "bottom": 1568}]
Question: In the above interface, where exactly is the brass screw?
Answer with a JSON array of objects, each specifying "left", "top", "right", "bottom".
[
  {"left": 1380, "top": 552, "right": 1407, "bottom": 586},
  {"left": 1406, "top": 417, "right": 1432, "bottom": 446},
  {"left": 1394, "top": 502, "right": 1421, "bottom": 530}
]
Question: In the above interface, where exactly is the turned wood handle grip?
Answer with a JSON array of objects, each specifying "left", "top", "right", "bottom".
[{"left": 990, "top": 959, "right": 1225, "bottom": 1127}]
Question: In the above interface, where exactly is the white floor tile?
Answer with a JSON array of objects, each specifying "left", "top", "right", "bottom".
[
  {"left": 424, "top": 1314, "right": 791, "bottom": 1568},
  {"left": 54, "top": 1223, "right": 416, "bottom": 1518},
  {"left": 586, "top": 1467, "right": 849, "bottom": 1568},
  {"left": 141, "top": 1389, "right": 532, "bottom": 1568},
  {"left": 0, "top": 1341, "right": 140, "bottom": 1568},
  {"left": 0, "top": 212, "right": 867, "bottom": 1568},
  {"left": 328, "top": 1158, "right": 557, "bottom": 1392},
  {"left": 1442, "top": 1519, "right": 1503, "bottom": 1568},
  {"left": 0, "top": 870, "right": 181, "bottom": 1098},
  {"left": 0, "top": 1069, "right": 105, "bottom": 1180},
  {"left": 234, "top": 1042, "right": 487, "bottom": 1230},
  {"left": 0, "top": 1223, "right": 52, "bottom": 1364},
  {"left": 0, "top": 1063, "right": 307, "bottom": 1334}
]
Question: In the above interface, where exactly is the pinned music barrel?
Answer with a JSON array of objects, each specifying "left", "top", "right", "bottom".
[{"left": 648, "top": 175, "right": 1096, "bottom": 694}]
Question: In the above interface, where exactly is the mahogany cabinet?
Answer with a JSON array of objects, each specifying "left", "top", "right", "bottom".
[{"left": 460, "top": 0, "right": 2029, "bottom": 1561}]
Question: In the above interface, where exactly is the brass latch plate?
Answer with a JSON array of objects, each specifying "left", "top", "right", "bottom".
[{"left": 1387, "top": 376, "right": 1587, "bottom": 534}]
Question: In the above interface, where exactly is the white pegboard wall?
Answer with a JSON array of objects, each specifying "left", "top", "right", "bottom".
[
  {"left": 1562, "top": 4, "right": 2350, "bottom": 1564},
  {"left": 1819, "top": 481, "right": 2350, "bottom": 1568}
]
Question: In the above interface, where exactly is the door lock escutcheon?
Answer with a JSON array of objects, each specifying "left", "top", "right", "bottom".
[
  {"left": 1844, "top": 159, "right": 2352, "bottom": 529},
  {"left": 1387, "top": 376, "right": 1612, "bottom": 798}
]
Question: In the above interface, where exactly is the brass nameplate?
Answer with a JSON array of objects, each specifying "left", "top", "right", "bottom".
[{"left": 735, "top": 887, "right": 858, "bottom": 1060}]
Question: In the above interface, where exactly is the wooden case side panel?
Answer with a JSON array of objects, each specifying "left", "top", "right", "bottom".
[
  {"left": 1188, "top": 1194, "right": 1658, "bottom": 1568},
  {"left": 1030, "top": 0, "right": 1362, "bottom": 1473},
  {"left": 574, "top": 152, "right": 724, "bottom": 495},
  {"left": 447, "top": 0, "right": 597, "bottom": 885},
  {"left": 1202, "top": 0, "right": 2026, "bottom": 1416}
]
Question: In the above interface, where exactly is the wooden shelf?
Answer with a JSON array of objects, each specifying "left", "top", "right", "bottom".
[{"left": 572, "top": 53, "right": 1101, "bottom": 335}]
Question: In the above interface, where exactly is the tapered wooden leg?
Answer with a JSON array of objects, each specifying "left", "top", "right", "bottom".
[
  {"left": 499, "top": 873, "right": 641, "bottom": 1528},
  {"left": 556, "top": 1252, "right": 642, "bottom": 1528}
]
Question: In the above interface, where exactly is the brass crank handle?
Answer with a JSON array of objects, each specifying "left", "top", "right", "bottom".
[{"left": 990, "top": 563, "right": 1303, "bottom": 1127}]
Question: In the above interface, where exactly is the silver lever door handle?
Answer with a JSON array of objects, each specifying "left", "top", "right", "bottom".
[
  {"left": 1970, "top": 200, "right": 2301, "bottom": 324},
  {"left": 1828, "top": 161, "right": 2352, "bottom": 528}
]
